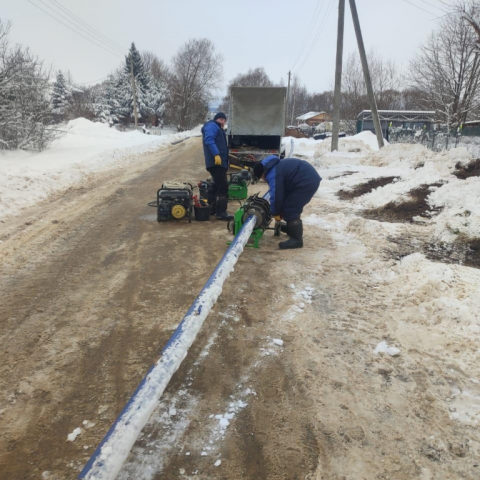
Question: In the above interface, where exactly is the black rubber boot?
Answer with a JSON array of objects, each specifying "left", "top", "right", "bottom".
[
  {"left": 208, "top": 188, "right": 216, "bottom": 216},
  {"left": 209, "top": 201, "right": 216, "bottom": 216},
  {"left": 279, "top": 220, "right": 303, "bottom": 249},
  {"left": 215, "top": 196, "right": 233, "bottom": 221},
  {"left": 280, "top": 222, "right": 289, "bottom": 234}
]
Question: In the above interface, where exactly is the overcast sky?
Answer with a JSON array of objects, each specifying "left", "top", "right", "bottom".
[{"left": 3, "top": 0, "right": 456, "bottom": 98}]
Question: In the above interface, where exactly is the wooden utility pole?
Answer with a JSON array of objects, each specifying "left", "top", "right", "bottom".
[
  {"left": 290, "top": 76, "right": 296, "bottom": 125},
  {"left": 286, "top": 70, "right": 291, "bottom": 127},
  {"left": 130, "top": 54, "right": 139, "bottom": 129},
  {"left": 348, "top": 0, "right": 384, "bottom": 148},
  {"left": 332, "top": 0, "right": 345, "bottom": 152}
]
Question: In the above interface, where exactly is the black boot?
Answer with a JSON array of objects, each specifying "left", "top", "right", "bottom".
[
  {"left": 207, "top": 185, "right": 216, "bottom": 216},
  {"left": 215, "top": 196, "right": 233, "bottom": 221},
  {"left": 209, "top": 201, "right": 216, "bottom": 216},
  {"left": 279, "top": 220, "right": 303, "bottom": 249},
  {"left": 280, "top": 222, "right": 289, "bottom": 234}
]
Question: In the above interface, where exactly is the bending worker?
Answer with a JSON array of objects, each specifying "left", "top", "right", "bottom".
[
  {"left": 253, "top": 155, "right": 321, "bottom": 249},
  {"left": 201, "top": 112, "right": 233, "bottom": 221}
]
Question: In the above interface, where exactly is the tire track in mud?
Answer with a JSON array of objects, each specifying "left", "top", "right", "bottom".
[{"left": 0, "top": 139, "right": 234, "bottom": 479}]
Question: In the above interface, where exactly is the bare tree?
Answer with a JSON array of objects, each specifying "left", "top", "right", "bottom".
[
  {"left": 228, "top": 67, "right": 273, "bottom": 88},
  {"left": 219, "top": 67, "right": 273, "bottom": 112},
  {"left": 402, "top": 88, "right": 425, "bottom": 110},
  {"left": 167, "top": 38, "right": 223, "bottom": 130},
  {"left": 451, "top": 1, "right": 480, "bottom": 46},
  {"left": 289, "top": 75, "right": 309, "bottom": 124},
  {"left": 307, "top": 91, "right": 334, "bottom": 116},
  {"left": 341, "top": 50, "right": 403, "bottom": 134},
  {"left": 142, "top": 50, "right": 170, "bottom": 83},
  {"left": 410, "top": 9, "right": 480, "bottom": 129}
]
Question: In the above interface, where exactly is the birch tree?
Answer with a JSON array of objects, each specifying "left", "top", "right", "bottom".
[{"left": 168, "top": 38, "right": 223, "bottom": 130}]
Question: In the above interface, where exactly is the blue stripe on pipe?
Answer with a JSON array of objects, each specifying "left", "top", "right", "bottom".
[{"left": 78, "top": 211, "right": 260, "bottom": 480}]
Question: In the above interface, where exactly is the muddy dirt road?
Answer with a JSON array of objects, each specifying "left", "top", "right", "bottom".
[
  {"left": 1, "top": 138, "right": 479, "bottom": 480},
  {"left": 0, "top": 138, "right": 233, "bottom": 479}
]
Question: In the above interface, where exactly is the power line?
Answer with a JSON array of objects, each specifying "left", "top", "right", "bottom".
[
  {"left": 290, "top": 0, "right": 324, "bottom": 71},
  {"left": 28, "top": 0, "right": 123, "bottom": 58},
  {"left": 401, "top": 0, "right": 436, "bottom": 16},
  {"left": 417, "top": 0, "right": 449, "bottom": 14},
  {"left": 296, "top": 0, "right": 336, "bottom": 74},
  {"left": 33, "top": 0, "right": 125, "bottom": 55},
  {"left": 294, "top": 0, "right": 333, "bottom": 74},
  {"left": 47, "top": 0, "right": 126, "bottom": 53},
  {"left": 78, "top": 76, "right": 110, "bottom": 85}
]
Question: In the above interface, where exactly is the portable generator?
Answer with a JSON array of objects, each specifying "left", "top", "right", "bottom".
[{"left": 156, "top": 182, "right": 194, "bottom": 223}]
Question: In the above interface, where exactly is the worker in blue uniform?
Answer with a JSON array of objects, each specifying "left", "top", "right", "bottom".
[
  {"left": 201, "top": 112, "right": 233, "bottom": 221},
  {"left": 253, "top": 155, "right": 321, "bottom": 249}
]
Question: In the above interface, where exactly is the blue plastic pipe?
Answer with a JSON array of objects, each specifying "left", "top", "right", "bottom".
[{"left": 78, "top": 203, "right": 264, "bottom": 480}]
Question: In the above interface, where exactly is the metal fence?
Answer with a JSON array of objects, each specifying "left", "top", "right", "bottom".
[
  {"left": 388, "top": 129, "right": 462, "bottom": 151},
  {"left": 389, "top": 130, "right": 480, "bottom": 157}
]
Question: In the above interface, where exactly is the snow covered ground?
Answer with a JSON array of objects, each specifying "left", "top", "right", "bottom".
[
  {"left": 289, "top": 130, "right": 480, "bottom": 348},
  {"left": 2, "top": 128, "right": 479, "bottom": 478},
  {"left": 285, "top": 131, "right": 480, "bottom": 244},
  {"left": 114, "top": 133, "right": 480, "bottom": 478},
  {"left": 0, "top": 118, "right": 199, "bottom": 220},
  {"left": 113, "top": 132, "right": 480, "bottom": 478}
]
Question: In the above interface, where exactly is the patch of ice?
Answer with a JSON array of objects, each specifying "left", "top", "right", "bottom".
[
  {"left": 374, "top": 341, "right": 401, "bottom": 357},
  {"left": 67, "top": 427, "right": 82, "bottom": 442}
]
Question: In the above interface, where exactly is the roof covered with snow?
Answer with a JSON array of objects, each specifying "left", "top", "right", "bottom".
[
  {"left": 296, "top": 111, "right": 327, "bottom": 121},
  {"left": 358, "top": 110, "right": 437, "bottom": 122},
  {"left": 359, "top": 110, "right": 436, "bottom": 115}
]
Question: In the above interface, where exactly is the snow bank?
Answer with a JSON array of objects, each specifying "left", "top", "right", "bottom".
[
  {"left": 0, "top": 118, "right": 200, "bottom": 220},
  {"left": 382, "top": 253, "right": 480, "bottom": 328},
  {"left": 315, "top": 131, "right": 387, "bottom": 159},
  {"left": 352, "top": 146, "right": 480, "bottom": 242},
  {"left": 302, "top": 134, "right": 479, "bottom": 244},
  {"left": 282, "top": 136, "right": 320, "bottom": 158},
  {"left": 428, "top": 177, "right": 480, "bottom": 242}
]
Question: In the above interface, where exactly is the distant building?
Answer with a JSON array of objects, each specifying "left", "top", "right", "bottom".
[
  {"left": 462, "top": 120, "right": 480, "bottom": 136},
  {"left": 357, "top": 110, "right": 436, "bottom": 138},
  {"left": 295, "top": 111, "right": 331, "bottom": 126}
]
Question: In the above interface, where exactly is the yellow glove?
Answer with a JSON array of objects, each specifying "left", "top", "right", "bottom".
[
  {"left": 214, "top": 155, "right": 222, "bottom": 166},
  {"left": 274, "top": 215, "right": 282, "bottom": 222}
]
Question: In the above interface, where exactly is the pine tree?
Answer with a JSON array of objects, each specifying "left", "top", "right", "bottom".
[
  {"left": 94, "top": 75, "right": 120, "bottom": 125},
  {"left": 51, "top": 70, "right": 71, "bottom": 121},
  {"left": 146, "top": 74, "right": 167, "bottom": 125},
  {"left": 118, "top": 43, "right": 150, "bottom": 122}
]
